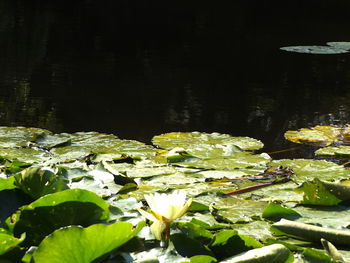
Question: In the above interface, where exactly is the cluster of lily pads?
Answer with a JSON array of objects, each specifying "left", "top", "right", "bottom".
[
  {"left": 280, "top": 41, "right": 350, "bottom": 54},
  {"left": 0, "top": 126, "right": 350, "bottom": 262}
]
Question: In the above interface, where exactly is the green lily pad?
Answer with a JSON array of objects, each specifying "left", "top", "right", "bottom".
[
  {"left": 171, "top": 233, "right": 214, "bottom": 258},
  {"left": 262, "top": 203, "right": 301, "bottom": 221},
  {"left": 0, "top": 232, "right": 25, "bottom": 256},
  {"left": 315, "top": 145, "right": 350, "bottom": 156},
  {"left": 0, "top": 127, "right": 51, "bottom": 148},
  {"left": 176, "top": 153, "right": 271, "bottom": 170},
  {"left": 268, "top": 159, "right": 350, "bottom": 181},
  {"left": 31, "top": 221, "right": 144, "bottom": 263},
  {"left": 0, "top": 177, "right": 16, "bottom": 191},
  {"left": 280, "top": 45, "right": 349, "bottom": 54},
  {"left": 50, "top": 132, "right": 156, "bottom": 163},
  {"left": 295, "top": 179, "right": 342, "bottom": 206},
  {"left": 35, "top": 133, "right": 71, "bottom": 149},
  {"left": 152, "top": 132, "right": 264, "bottom": 158},
  {"left": 0, "top": 148, "right": 50, "bottom": 163},
  {"left": 209, "top": 230, "right": 263, "bottom": 261},
  {"left": 5, "top": 189, "right": 110, "bottom": 245},
  {"left": 14, "top": 167, "right": 69, "bottom": 199}
]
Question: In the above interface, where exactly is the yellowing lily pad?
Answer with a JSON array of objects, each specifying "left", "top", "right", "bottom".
[
  {"left": 315, "top": 145, "right": 350, "bottom": 156},
  {"left": 152, "top": 132, "right": 264, "bottom": 158},
  {"left": 284, "top": 125, "right": 342, "bottom": 146}
]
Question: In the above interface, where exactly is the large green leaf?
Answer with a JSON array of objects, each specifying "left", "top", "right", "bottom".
[
  {"left": 295, "top": 179, "right": 342, "bottom": 206},
  {"left": 0, "top": 177, "right": 16, "bottom": 191},
  {"left": 171, "top": 233, "right": 214, "bottom": 258},
  {"left": 0, "top": 233, "right": 25, "bottom": 256},
  {"left": 209, "top": 230, "right": 263, "bottom": 261},
  {"left": 14, "top": 167, "right": 69, "bottom": 199},
  {"left": 5, "top": 189, "right": 110, "bottom": 245},
  {"left": 31, "top": 221, "right": 144, "bottom": 263},
  {"left": 262, "top": 203, "right": 301, "bottom": 221}
]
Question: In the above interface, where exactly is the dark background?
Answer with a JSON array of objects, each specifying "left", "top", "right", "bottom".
[{"left": 1, "top": 0, "right": 350, "bottom": 152}]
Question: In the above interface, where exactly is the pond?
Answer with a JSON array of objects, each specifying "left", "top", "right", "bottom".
[{"left": 1, "top": 0, "right": 350, "bottom": 154}]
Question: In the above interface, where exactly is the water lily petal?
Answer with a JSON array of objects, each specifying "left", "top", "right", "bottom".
[
  {"left": 150, "top": 220, "right": 167, "bottom": 240},
  {"left": 137, "top": 208, "right": 158, "bottom": 222}
]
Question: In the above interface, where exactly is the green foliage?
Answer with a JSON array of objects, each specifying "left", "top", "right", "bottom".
[
  {"left": 30, "top": 221, "right": 144, "bottom": 263},
  {"left": 0, "top": 126, "right": 350, "bottom": 261}
]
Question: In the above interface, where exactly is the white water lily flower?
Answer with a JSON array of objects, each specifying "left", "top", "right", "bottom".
[{"left": 138, "top": 190, "right": 192, "bottom": 240}]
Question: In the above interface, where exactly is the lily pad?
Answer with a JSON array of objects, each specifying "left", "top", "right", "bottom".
[
  {"left": 280, "top": 45, "right": 349, "bottom": 54},
  {"left": 209, "top": 229, "right": 263, "bottom": 261},
  {"left": 326, "top": 41, "right": 350, "bottom": 49},
  {"left": 152, "top": 132, "right": 264, "bottom": 158},
  {"left": 315, "top": 145, "right": 350, "bottom": 156},
  {"left": 14, "top": 167, "right": 69, "bottom": 199},
  {"left": 0, "top": 127, "right": 51, "bottom": 148},
  {"left": 295, "top": 179, "right": 342, "bottom": 206},
  {"left": 0, "top": 148, "right": 50, "bottom": 163},
  {"left": 176, "top": 153, "right": 271, "bottom": 170},
  {"left": 5, "top": 189, "right": 110, "bottom": 245},
  {"left": 284, "top": 125, "right": 342, "bottom": 146},
  {"left": 268, "top": 159, "right": 350, "bottom": 182},
  {"left": 0, "top": 232, "right": 25, "bottom": 256},
  {"left": 31, "top": 221, "right": 144, "bottom": 263}
]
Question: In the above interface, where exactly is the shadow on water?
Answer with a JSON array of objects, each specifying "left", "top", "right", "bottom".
[{"left": 1, "top": 0, "right": 350, "bottom": 155}]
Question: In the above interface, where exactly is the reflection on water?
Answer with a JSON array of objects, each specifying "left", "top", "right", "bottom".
[{"left": 1, "top": 0, "right": 350, "bottom": 152}]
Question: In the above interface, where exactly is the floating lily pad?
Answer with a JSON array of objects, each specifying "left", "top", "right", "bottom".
[
  {"left": 284, "top": 125, "right": 342, "bottom": 146},
  {"left": 315, "top": 145, "right": 350, "bottom": 156},
  {"left": 152, "top": 132, "right": 264, "bottom": 158},
  {"left": 0, "top": 127, "right": 51, "bottom": 148},
  {"left": 326, "top": 41, "right": 350, "bottom": 49},
  {"left": 268, "top": 159, "right": 350, "bottom": 181},
  {"left": 5, "top": 189, "right": 110, "bottom": 245},
  {"left": 177, "top": 153, "right": 271, "bottom": 170},
  {"left": 280, "top": 45, "right": 349, "bottom": 54},
  {"left": 31, "top": 221, "right": 144, "bottom": 263},
  {"left": 50, "top": 132, "right": 156, "bottom": 163},
  {"left": 0, "top": 148, "right": 50, "bottom": 163},
  {"left": 35, "top": 133, "right": 71, "bottom": 149}
]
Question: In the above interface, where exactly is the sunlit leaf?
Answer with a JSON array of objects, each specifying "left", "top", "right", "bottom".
[
  {"left": 0, "top": 232, "right": 25, "bottom": 256},
  {"left": 171, "top": 233, "right": 214, "bottom": 258},
  {"left": 268, "top": 159, "right": 350, "bottom": 181},
  {"left": 209, "top": 230, "right": 263, "bottom": 261},
  {"left": 219, "top": 244, "right": 292, "bottom": 263},
  {"left": 0, "top": 127, "right": 50, "bottom": 148},
  {"left": 152, "top": 132, "right": 264, "bottom": 158},
  {"left": 284, "top": 125, "right": 342, "bottom": 146},
  {"left": 271, "top": 219, "right": 350, "bottom": 247},
  {"left": 14, "top": 167, "right": 69, "bottom": 199},
  {"left": 315, "top": 145, "right": 350, "bottom": 156},
  {"left": 4, "top": 189, "right": 110, "bottom": 245},
  {"left": 295, "top": 179, "right": 342, "bottom": 206},
  {"left": 262, "top": 203, "right": 301, "bottom": 221},
  {"left": 31, "top": 221, "right": 144, "bottom": 263}
]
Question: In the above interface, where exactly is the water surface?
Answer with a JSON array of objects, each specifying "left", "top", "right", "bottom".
[{"left": 1, "top": 0, "right": 350, "bottom": 153}]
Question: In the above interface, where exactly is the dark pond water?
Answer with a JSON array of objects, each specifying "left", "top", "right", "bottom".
[{"left": 1, "top": 0, "right": 350, "bottom": 153}]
